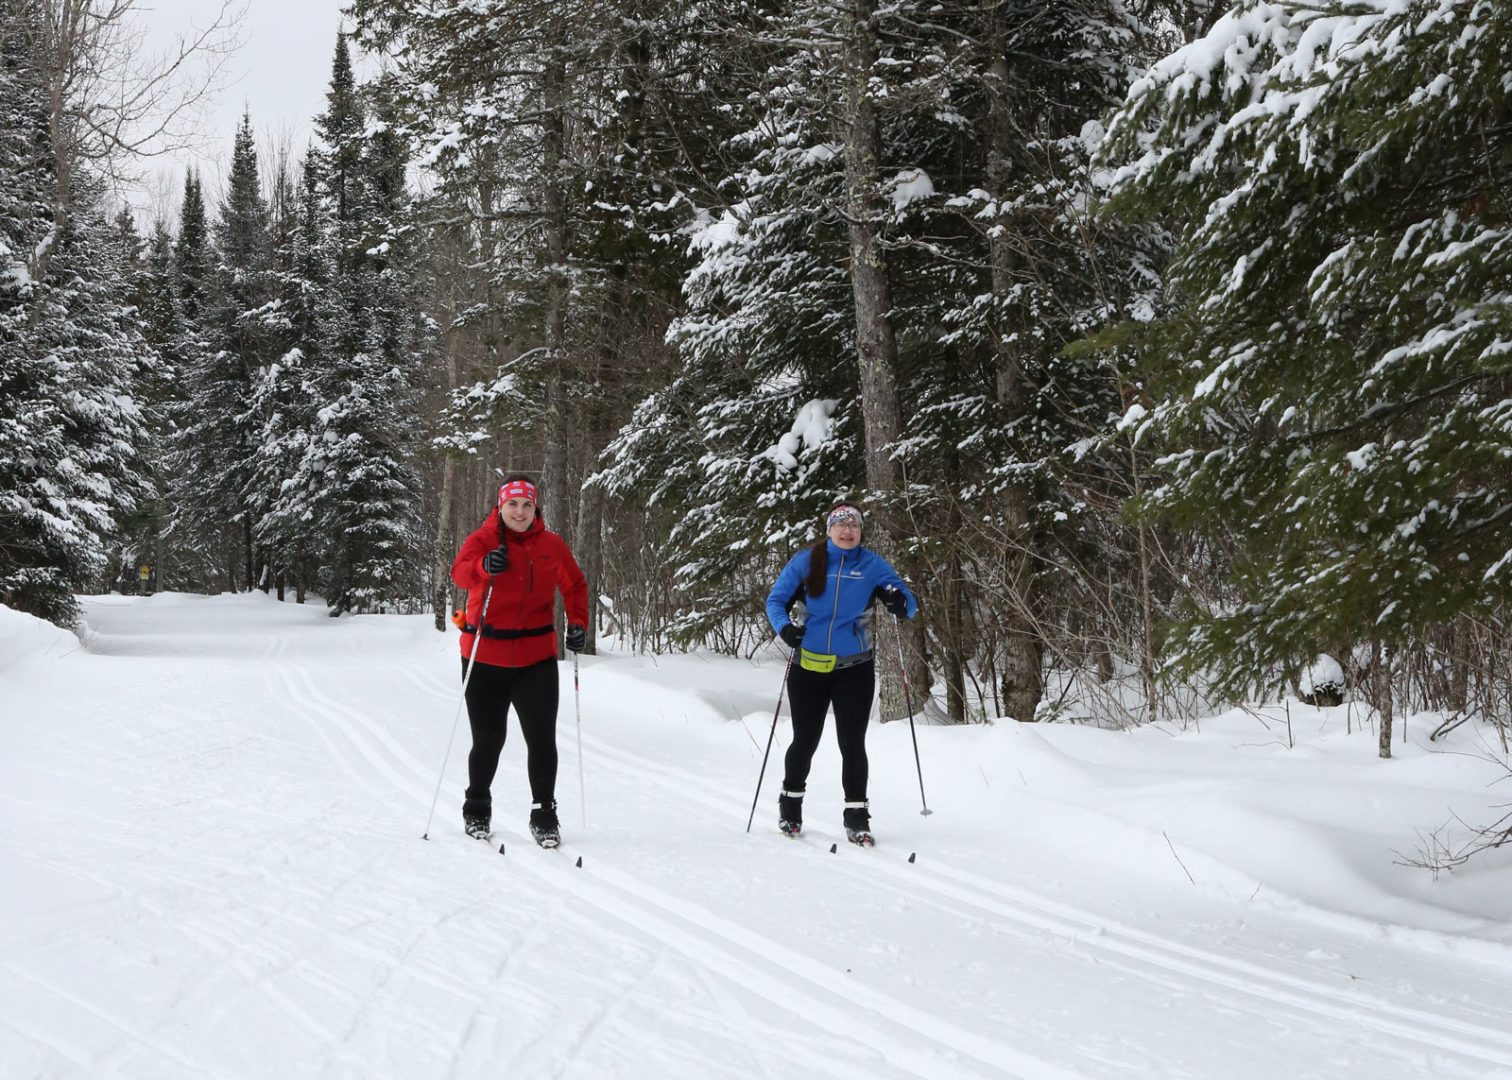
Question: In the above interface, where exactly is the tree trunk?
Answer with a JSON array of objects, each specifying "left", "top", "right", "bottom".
[
  {"left": 576, "top": 481, "right": 604, "bottom": 655},
  {"left": 984, "top": 43, "right": 1044, "bottom": 723},
  {"left": 243, "top": 519, "right": 255, "bottom": 592},
  {"left": 540, "top": 44, "right": 572, "bottom": 548},
  {"left": 942, "top": 545, "right": 966, "bottom": 722},
  {"left": 431, "top": 454, "right": 458, "bottom": 631},
  {"left": 841, "top": 0, "right": 923, "bottom": 722},
  {"left": 431, "top": 289, "right": 465, "bottom": 630},
  {"left": 1375, "top": 640, "right": 1393, "bottom": 759},
  {"left": 1447, "top": 617, "right": 1469, "bottom": 713}
]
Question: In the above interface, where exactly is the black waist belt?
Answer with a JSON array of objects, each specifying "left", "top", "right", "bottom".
[{"left": 461, "top": 623, "right": 553, "bottom": 640}]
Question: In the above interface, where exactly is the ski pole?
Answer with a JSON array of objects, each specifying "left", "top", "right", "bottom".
[
  {"left": 893, "top": 614, "right": 932, "bottom": 816},
  {"left": 422, "top": 579, "right": 494, "bottom": 840},
  {"left": 574, "top": 649, "right": 585, "bottom": 827},
  {"left": 746, "top": 646, "right": 798, "bottom": 832}
]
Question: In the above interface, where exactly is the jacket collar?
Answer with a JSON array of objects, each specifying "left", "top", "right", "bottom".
[{"left": 826, "top": 539, "right": 863, "bottom": 560}]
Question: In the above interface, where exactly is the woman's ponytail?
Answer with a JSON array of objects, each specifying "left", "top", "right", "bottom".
[{"left": 803, "top": 536, "right": 828, "bottom": 598}]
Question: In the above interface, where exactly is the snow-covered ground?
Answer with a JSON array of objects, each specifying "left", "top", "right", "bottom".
[{"left": 5, "top": 593, "right": 1512, "bottom": 1079}]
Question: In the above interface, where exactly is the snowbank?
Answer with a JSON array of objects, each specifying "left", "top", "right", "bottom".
[
  {"left": 7, "top": 594, "right": 1512, "bottom": 1079},
  {"left": 0, "top": 603, "right": 72, "bottom": 673}
]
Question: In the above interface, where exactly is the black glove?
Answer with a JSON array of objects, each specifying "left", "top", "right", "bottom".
[
  {"left": 876, "top": 585, "right": 909, "bottom": 617},
  {"left": 564, "top": 623, "right": 587, "bottom": 653},
  {"left": 779, "top": 623, "right": 805, "bottom": 649},
  {"left": 482, "top": 546, "right": 509, "bottom": 574}
]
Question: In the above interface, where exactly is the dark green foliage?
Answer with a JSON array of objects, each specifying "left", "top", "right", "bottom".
[
  {"left": 1099, "top": 0, "right": 1512, "bottom": 697},
  {"left": 0, "top": 9, "right": 151, "bottom": 624}
]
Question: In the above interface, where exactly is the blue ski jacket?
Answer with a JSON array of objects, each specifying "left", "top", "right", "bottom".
[{"left": 766, "top": 540, "right": 918, "bottom": 657}]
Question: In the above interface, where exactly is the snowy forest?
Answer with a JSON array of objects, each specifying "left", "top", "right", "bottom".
[{"left": 3, "top": 0, "right": 1509, "bottom": 740}]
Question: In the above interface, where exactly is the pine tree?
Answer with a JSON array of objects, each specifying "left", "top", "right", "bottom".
[
  {"left": 0, "top": 8, "right": 71, "bottom": 620},
  {"left": 0, "top": 5, "right": 151, "bottom": 624},
  {"left": 129, "top": 219, "right": 183, "bottom": 592},
  {"left": 176, "top": 115, "right": 277, "bottom": 590},
  {"left": 161, "top": 168, "right": 229, "bottom": 590},
  {"left": 1099, "top": 0, "right": 1512, "bottom": 707},
  {"left": 300, "top": 38, "right": 424, "bottom": 614},
  {"left": 248, "top": 155, "right": 326, "bottom": 602}
]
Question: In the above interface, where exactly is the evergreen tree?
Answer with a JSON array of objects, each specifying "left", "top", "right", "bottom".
[
  {"left": 161, "top": 168, "right": 228, "bottom": 590},
  {"left": 0, "top": 8, "right": 71, "bottom": 620},
  {"left": 129, "top": 219, "right": 184, "bottom": 592},
  {"left": 0, "top": 6, "right": 151, "bottom": 624},
  {"left": 248, "top": 155, "right": 326, "bottom": 600},
  {"left": 302, "top": 38, "right": 424, "bottom": 614},
  {"left": 1099, "top": 0, "right": 1512, "bottom": 704},
  {"left": 177, "top": 115, "right": 277, "bottom": 590}
]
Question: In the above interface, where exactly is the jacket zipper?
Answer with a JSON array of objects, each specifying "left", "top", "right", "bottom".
[
  {"left": 511, "top": 548, "right": 534, "bottom": 664},
  {"left": 826, "top": 553, "right": 845, "bottom": 653}
]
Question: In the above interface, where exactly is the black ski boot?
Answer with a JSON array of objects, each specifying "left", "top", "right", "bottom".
[
  {"left": 844, "top": 802, "right": 874, "bottom": 846},
  {"left": 529, "top": 800, "right": 561, "bottom": 849},
  {"left": 778, "top": 789, "right": 805, "bottom": 837},
  {"left": 463, "top": 798, "right": 492, "bottom": 840}
]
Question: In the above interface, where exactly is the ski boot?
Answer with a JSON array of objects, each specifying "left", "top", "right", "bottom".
[
  {"left": 463, "top": 798, "right": 492, "bottom": 840},
  {"left": 778, "top": 789, "right": 805, "bottom": 837},
  {"left": 843, "top": 802, "right": 874, "bottom": 847},
  {"left": 529, "top": 800, "right": 561, "bottom": 849}
]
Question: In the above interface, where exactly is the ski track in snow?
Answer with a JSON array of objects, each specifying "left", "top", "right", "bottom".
[
  {"left": 388, "top": 650, "right": 1512, "bottom": 1076},
  {"left": 7, "top": 597, "right": 1512, "bottom": 1079},
  {"left": 263, "top": 634, "right": 1053, "bottom": 1080},
  {"left": 567, "top": 728, "right": 1512, "bottom": 1073}
]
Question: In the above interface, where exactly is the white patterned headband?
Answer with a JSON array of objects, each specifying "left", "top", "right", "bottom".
[{"left": 826, "top": 505, "right": 863, "bottom": 529}]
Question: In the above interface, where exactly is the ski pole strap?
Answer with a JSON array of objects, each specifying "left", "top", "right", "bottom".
[{"left": 460, "top": 622, "right": 554, "bottom": 640}]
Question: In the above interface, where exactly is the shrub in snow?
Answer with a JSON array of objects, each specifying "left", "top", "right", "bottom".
[{"left": 1297, "top": 654, "right": 1345, "bottom": 708}]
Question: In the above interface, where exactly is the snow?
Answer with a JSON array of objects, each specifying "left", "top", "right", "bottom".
[
  {"left": 1298, "top": 654, "right": 1346, "bottom": 697},
  {"left": 1116, "top": 402, "right": 1147, "bottom": 432},
  {"left": 766, "top": 398, "right": 837, "bottom": 474},
  {"left": 889, "top": 169, "right": 935, "bottom": 212},
  {"left": 6, "top": 594, "right": 1512, "bottom": 1078}
]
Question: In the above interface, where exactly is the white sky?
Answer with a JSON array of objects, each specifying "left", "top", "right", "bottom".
[{"left": 129, "top": 0, "right": 354, "bottom": 224}]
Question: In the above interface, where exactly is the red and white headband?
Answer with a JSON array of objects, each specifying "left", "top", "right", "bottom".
[
  {"left": 498, "top": 479, "right": 537, "bottom": 507},
  {"left": 826, "top": 504, "right": 862, "bottom": 529}
]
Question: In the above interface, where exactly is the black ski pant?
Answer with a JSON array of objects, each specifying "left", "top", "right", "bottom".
[
  {"left": 461, "top": 656, "right": 558, "bottom": 816},
  {"left": 783, "top": 658, "right": 874, "bottom": 803}
]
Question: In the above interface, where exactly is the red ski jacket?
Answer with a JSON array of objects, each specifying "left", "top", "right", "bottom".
[{"left": 451, "top": 511, "right": 589, "bottom": 668}]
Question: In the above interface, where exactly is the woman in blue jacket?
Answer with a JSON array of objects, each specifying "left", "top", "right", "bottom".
[{"left": 765, "top": 502, "right": 918, "bottom": 845}]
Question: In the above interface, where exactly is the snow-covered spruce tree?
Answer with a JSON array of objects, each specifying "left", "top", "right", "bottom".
[
  {"left": 179, "top": 114, "right": 280, "bottom": 590},
  {"left": 1099, "top": 1, "right": 1512, "bottom": 722},
  {"left": 247, "top": 154, "right": 328, "bottom": 603},
  {"left": 126, "top": 218, "right": 189, "bottom": 592},
  {"left": 103, "top": 207, "right": 164, "bottom": 593},
  {"left": 160, "top": 168, "right": 232, "bottom": 591},
  {"left": 595, "top": 94, "right": 861, "bottom": 647},
  {"left": 900, "top": 1, "right": 1155, "bottom": 723},
  {"left": 839, "top": 0, "right": 1164, "bottom": 721},
  {"left": 601, "top": 2, "right": 1162, "bottom": 709},
  {"left": 0, "top": 8, "right": 70, "bottom": 621},
  {"left": 301, "top": 38, "right": 424, "bottom": 615},
  {"left": 0, "top": 5, "right": 150, "bottom": 625},
  {"left": 594, "top": 0, "right": 934, "bottom": 658}
]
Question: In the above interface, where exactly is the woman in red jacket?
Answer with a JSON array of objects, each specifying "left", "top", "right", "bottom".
[{"left": 451, "top": 474, "right": 589, "bottom": 847}]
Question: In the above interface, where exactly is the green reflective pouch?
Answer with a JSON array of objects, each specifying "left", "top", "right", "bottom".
[{"left": 799, "top": 649, "right": 836, "bottom": 674}]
